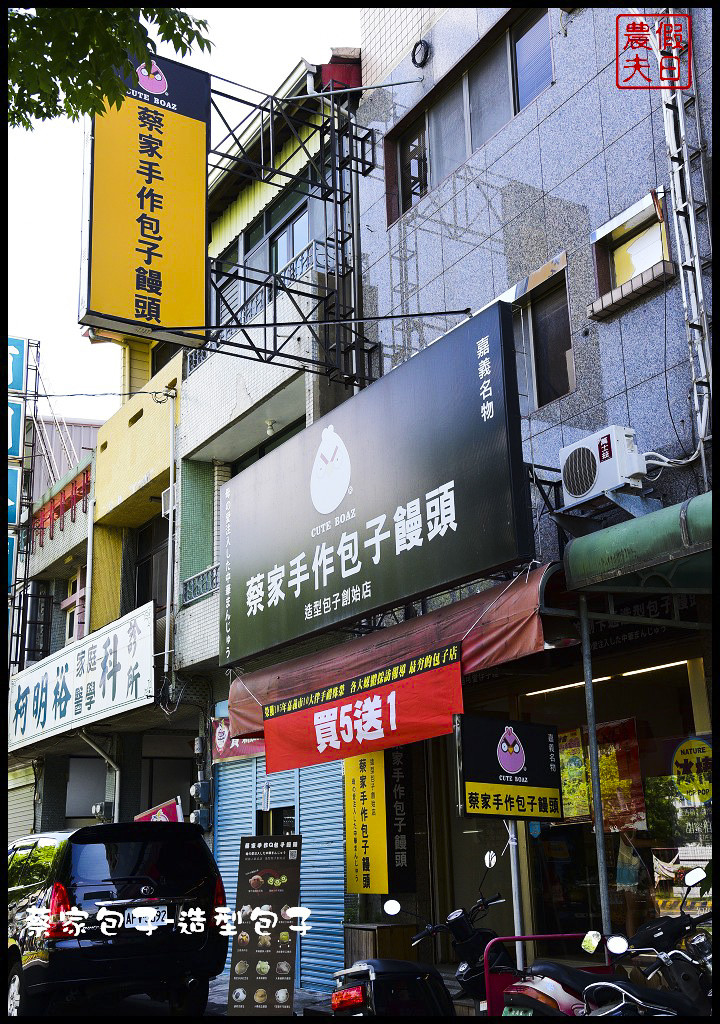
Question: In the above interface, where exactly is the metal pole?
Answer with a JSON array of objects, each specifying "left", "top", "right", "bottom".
[
  {"left": 163, "top": 390, "right": 176, "bottom": 676},
  {"left": 79, "top": 728, "right": 120, "bottom": 823},
  {"left": 508, "top": 820, "right": 525, "bottom": 969},
  {"left": 579, "top": 594, "right": 612, "bottom": 934}
]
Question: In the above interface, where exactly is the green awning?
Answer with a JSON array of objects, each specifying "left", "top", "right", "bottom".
[{"left": 563, "top": 491, "right": 712, "bottom": 593}]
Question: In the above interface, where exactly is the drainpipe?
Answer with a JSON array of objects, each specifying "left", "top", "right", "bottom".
[
  {"left": 164, "top": 389, "right": 176, "bottom": 677},
  {"left": 79, "top": 728, "right": 120, "bottom": 823},
  {"left": 579, "top": 594, "right": 612, "bottom": 934},
  {"left": 85, "top": 497, "right": 95, "bottom": 636}
]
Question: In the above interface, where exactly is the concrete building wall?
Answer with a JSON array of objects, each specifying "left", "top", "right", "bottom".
[
  {"left": 360, "top": 8, "right": 450, "bottom": 88},
  {"left": 357, "top": 7, "right": 712, "bottom": 563}
]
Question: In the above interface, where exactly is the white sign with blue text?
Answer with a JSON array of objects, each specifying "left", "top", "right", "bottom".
[
  {"left": 8, "top": 337, "right": 28, "bottom": 394},
  {"left": 8, "top": 602, "right": 155, "bottom": 751}
]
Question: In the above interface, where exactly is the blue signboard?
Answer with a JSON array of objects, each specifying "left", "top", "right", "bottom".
[
  {"left": 8, "top": 466, "right": 22, "bottom": 528},
  {"left": 8, "top": 398, "right": 25, "bottom": 461},
  {"left": 8, "top": 532, "right": 17, "bottom": 595},
  {"left": 8, "top": 337, "right": 28, "bottom": 394}
]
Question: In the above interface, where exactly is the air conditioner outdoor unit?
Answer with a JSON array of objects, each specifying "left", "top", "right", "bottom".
[
  {"left": 161, "top": 483, "right": 177, "bottom": 518},
  {"left": 559, "top": 425, "right": 647, "bottom": 507}
]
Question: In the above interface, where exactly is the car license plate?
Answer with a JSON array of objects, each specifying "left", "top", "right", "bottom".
[
  {"left": 124, "top": 906, "right": 169, "bottom": 929},
  {"left": 502, "top": 1009, "right": 534, "bottom": 1016}
]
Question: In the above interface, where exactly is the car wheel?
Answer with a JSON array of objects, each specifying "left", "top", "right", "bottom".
[
  {"left": 169, "top": 976, "right": 209, "bottom": 1016},
  {"left": 7, "top": 962, "right": 47, "bottom": 1018}
]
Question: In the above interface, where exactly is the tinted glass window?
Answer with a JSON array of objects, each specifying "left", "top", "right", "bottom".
[
  {"left": 514, "top": 10, "right": 553, "bottom": 110},
  {"left": 428, "top": 79, "right": 467, "bottom": 185},
  {"left": 470, "top": 36, "right": 512, "bottom": 150},
  {"left": 8, "top": 844, "right": 36, "bottom": 888},
  {"left": 531, "top": 282, "right": 573, "bottom": 408},
  {"left": 23, "top": 838, "right": 58, "bottom": 887},
  {"left": 69, "top": 838, "right": 215, "bottom": 887}
]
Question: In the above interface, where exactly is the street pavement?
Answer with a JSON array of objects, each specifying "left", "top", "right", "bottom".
[{"left": 46, "top": 973, "right": 331, "bottom": 1015}]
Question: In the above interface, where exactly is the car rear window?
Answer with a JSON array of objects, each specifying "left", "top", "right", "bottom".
[
  {"left": 8, "top": 844, "right": 35, "bottom": 888},
  {"left": 68, "top": 837, "right": 215, "bottom": 885}
]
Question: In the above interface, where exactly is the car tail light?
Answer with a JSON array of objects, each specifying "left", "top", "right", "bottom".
[
  {"left": 331, "top": 985, "right": 365, "bottom": 1011},
  {"left": 506, "top": 984, "right": 560, "bottom": 1010},
  {"left": 210, "top": 874, "right": 226, "bottom": 927},
  {"left": 46, "top": 882, "right": 73, "bottom": 939}
]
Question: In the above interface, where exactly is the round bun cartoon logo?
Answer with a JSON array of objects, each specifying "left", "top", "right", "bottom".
[
  {"left": 215, "top": 722, "right": 228, "bottom": 751},
  {"left": 497, "top": 726, "right": 526, "bottom": 774},
  {"left": 137, "top": 59, "right": 168, "bottom": 96},
  {"left": 310, "top": 425, "right": 351, "bottom": 515}
]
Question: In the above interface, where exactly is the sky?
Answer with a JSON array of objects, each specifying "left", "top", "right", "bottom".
[{"left": 8, "top": 8, "right": 362, "bottom": 423}]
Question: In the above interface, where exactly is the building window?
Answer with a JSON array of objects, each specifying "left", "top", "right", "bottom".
[
  {"left": 514, "top": 277, "right": 574, "bottom": 411},
  {"left": 61, "top": 568, "right": 86, "bottom": 643},
  {"left": 588, "top": 192, "right": 675, "bottom": 321},
  {"left": 399, "top": 117, "right": 429, "bottom": 214},
  {"left": 151, "top": 341, "right": 176, "bottom": 378},
  {"left": 469, "top": 35, "right": 513, "bottom": 151},
  {"left": 270, "top": 208, "right": 310, "bottom": 274},
  {"left": 136, "top": 515, "right": 169, "bottom": 614},
  {"left": 611, "top": 220, "right": 670, "bottom": 288},
  {"left": 512, "top": 9, "right": 553, "bottom": 111},
  {"left": 395, "top": 11, "right": 552, "bottom": 216}
]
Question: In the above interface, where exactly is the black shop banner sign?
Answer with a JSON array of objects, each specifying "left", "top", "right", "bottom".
[
  {"left": 263, "top": 644, "right": 463, "bottom": 774},
  {"left": 220, "top": 301, "right": 532, "bottom": 663},
  {"left": 227, "top": 835, "right": 302, "bottom": 1017},
  {"left": 461, "top": 716, "right": 563, "bottom": 820},
  {"left": 345, "top": 746, "right": 416, "bottom": 895}
]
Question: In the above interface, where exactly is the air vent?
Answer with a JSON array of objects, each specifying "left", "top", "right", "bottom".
[{"left": 562, "top": 446, "right": 598, "bottom": 497}]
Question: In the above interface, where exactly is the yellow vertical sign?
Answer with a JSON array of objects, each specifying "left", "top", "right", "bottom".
[
  {"left": 81, "top": 55, "right": 209, "bottom": 346},
  {"left": 345, "top": 751, "right": 389, "bottom": 894}
]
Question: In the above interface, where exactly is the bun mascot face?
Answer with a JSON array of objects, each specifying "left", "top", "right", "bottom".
[
  {"left": 137, "top": 59, "right": 168, "bottom": 95},
  {"left": 497, "top": 726, "right": 526, "bottom": 773},
  {"left": 310, "top": 425, "right": 351, "bottom": 515}
]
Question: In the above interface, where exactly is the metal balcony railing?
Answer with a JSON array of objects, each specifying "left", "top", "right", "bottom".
[
  {"left": 181, "top": 564, "right": 219, "bottom": 606},
  {"left": 187, "top": 240, "right": 335, "bottom": 375}
]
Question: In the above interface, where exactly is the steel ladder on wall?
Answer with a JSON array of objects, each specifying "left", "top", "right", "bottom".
[{"left": 646, "top": 8, "right": 712, "bottom": 489}]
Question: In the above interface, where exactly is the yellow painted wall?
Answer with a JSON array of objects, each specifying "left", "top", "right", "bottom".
[
  {"left": 89, "top": 524, "right": 123, "bottom": 632},
  {"left": 209, "top": 112, "right": 323, "bottom": 258},
  {"left": 94, "top": 351, "right": 182, "bottom": 527},
  {"left": 122, "top": 340, "right": 153, "bottom": 403}
]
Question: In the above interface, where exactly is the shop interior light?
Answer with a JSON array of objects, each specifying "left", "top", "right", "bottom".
[
  {"left": 525, "top": 676, "right": 610, "bottom": 697},
  {"left": 621, "top": 660, "right": 686, "bottom": 677}
]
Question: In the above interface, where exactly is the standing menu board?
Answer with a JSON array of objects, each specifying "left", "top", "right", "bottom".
[{"left": 228, "top": 835, "right": 302, "bottom": 1016}]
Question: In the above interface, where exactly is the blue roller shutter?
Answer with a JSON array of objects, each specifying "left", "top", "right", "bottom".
[
  {"left": 213, "top": 756, "right": 255, "bottom": 973},
  {"left": 298, "top": 760, "right": 345, "bottom": 992}
]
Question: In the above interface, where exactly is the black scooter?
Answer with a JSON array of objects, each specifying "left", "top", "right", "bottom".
[{"left": 331, "top": 850, "right": 513, "bottom": 1016}]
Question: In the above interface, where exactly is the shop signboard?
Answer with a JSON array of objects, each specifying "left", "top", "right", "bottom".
[
  {"left": 8, "top": 532, "right": 18, "bottom": 595},
  {"left": 672, "top": 736, "right": 712, "bottom": 804},
  {"left": 212, "top": 717, "right": 266, "bottom": 763},
  {"left": 8, "top": 397, "right": 25, "bottom": 461},
  {"left": 8, "top": 465, "right": 22, "bottom": 528},
  {"left": 558, "top": 727, "right": 591, "bottom": 822},
  {"left": 220, "top": 301, "right": 531, "bottom": 664},
  {"left": 79, "top": 53, "right": 209, "bottom": 347},
  {"left": 461, "top": 716, "right": 563, "bottom": 820},
  {"left": 134, "top": 795, "right": 184, "bottom": 822},
  {"left": 8, "top": 601, "right": 154, "bottom": 751},
  {"left": 8, "top": 336, "right": 28, "bottom": 394},
  {"left": 228, "top": 835, "right": 302, "bottom": 1016},
  {"left": 345, "top": 746, "right": 416, "bottom": 895},
  {"left": 262, "top": 643, "right": 462, "bottom": 774}
]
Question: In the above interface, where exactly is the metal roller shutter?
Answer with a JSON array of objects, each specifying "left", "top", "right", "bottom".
[
  {"left": 298, "top": 760, "right": 345, "bottom": 992},
  {"left": 214, "top": 757, "right": 255, "bottom": 972},
  {"left": 8, "top": 766, "right": 35, "bottom": 843}
]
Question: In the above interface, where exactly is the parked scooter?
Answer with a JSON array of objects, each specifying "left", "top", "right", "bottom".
[
  {"left": 500, "top": 867, "right": 711, "bottom": 1016},
  {"left": 331, "top": 850, "right": 513, "bottom": 1016}
]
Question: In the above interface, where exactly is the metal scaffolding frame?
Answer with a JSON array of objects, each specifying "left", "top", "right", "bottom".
[{"left": 179, "top": 72, "right": 379, "bottom": 386}]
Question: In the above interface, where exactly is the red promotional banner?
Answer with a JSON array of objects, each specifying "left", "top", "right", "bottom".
[
  {"left": 134, "top": 795, "right": 184, "bottom": 822},
  {"left": 212, "top": 717, "right": 266, "bottom": 763},
  {"left": 263, "top": 643, "right": 463, "bottom": 774}
]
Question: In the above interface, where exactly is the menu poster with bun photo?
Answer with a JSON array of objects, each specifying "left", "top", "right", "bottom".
[{"left": 228, "top": 835, "right": 302, "bottom": 1016}]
